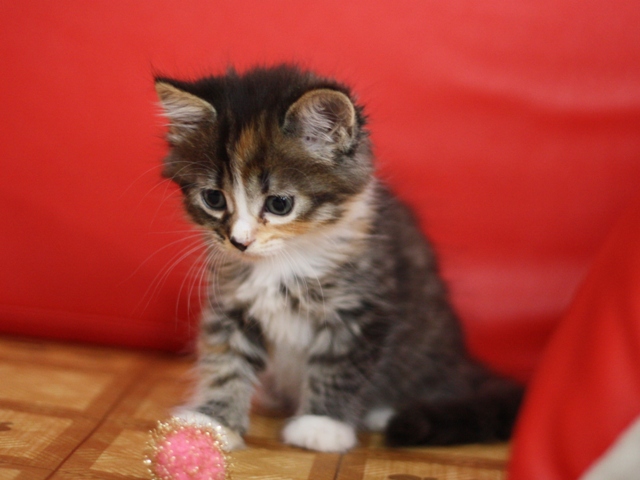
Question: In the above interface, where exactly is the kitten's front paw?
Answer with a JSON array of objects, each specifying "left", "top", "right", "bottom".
[
  {"left": 172, "top": 408, "right": 245, "bottom": 451},
  {"left": 282, "top": 415, "right": 357, "bottom": 452}
]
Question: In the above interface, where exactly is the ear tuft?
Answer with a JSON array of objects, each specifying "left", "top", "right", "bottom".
[
  {"left": 155, "top": 81, "right": 216, "bottom": 144},
  {"left": 284, "top": 89, "right": 357, "bottom": 160}
]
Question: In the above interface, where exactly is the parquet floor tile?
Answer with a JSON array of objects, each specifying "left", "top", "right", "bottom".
[
  {"left": 0, "top": 464, "right": 51, "bottom": 480},
  {"left": 0, "top": 335, "right": 510, "bottom": 479}
]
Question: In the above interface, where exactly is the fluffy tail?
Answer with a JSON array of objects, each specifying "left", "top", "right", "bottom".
[{"left": 385, "top": 377, "right": 523, "bottom": 447}]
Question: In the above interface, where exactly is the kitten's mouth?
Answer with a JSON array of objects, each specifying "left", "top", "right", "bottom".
[
  {"left": 207, "top": 234, "right": 282, "bottom": 261},
  {"left": 225, "top": 242, "right": 269, "bottom": 261}
]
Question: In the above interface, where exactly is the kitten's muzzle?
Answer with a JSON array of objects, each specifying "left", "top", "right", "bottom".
[{"left": 230, "top": 236, "right": 253, "bottom": 252}]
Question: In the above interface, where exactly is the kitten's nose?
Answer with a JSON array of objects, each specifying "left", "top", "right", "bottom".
[
  {"left": 230, "top": 236, "right": 253, "bottom": 252},
  {"left": 230, "top": 218, "right": 255, "bottom": 252}
]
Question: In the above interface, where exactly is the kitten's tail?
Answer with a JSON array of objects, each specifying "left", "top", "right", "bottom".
[{"left": 384, "top": 377, "right": 524, "bottom": 447}]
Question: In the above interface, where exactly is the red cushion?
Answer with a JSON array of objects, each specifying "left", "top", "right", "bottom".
[
  {"left": 1, "top": 2, "right": 640, "bottom": 381},
  {"left": 509, "top": 196, "right": 640, "bottom": 479}
]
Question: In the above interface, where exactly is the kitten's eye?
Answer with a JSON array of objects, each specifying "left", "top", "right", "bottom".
[
  {"left": 265, "top": 196, "right": 294, "bottom": 216},
  {"left": 202, "top": 189, "right": 227, "bottom": 211}
]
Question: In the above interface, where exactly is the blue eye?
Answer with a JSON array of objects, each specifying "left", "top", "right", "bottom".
[
  {"left": 265, "top": 196, "right": 294, "bottom": 216},
  {"left": 202, "top": 189, "right": 227, "bottom": 210}
]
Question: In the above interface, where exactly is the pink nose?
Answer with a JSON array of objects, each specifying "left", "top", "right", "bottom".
[{"left": 230, "top": 237, "right": 253, "bottom": 252}]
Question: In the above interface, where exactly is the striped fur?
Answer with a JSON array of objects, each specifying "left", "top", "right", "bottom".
[{"left": 155, "top": 65, "right": 522, "bottom": 452}]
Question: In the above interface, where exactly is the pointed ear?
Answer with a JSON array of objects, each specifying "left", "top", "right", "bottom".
[
  {"left": 283, "top": 89, "right": 357, "bottom": 160},
  {"left": 155, "top": 81, "right": 216, "bottom": 144}
]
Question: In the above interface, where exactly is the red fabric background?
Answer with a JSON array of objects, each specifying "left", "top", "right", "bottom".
[
  {"left": 1, "top": 2, "right": 639, "bottom": 384},
  {"left": 509, "top": 196, "right": 640, "bottom": 479}
]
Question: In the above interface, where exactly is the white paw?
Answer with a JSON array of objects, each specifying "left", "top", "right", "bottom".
[
  {"left": 363, "top": 407, "right": 395, "bottom": 432},
  {"left": 282, "top": 415, "right": 357, "bottom": 452},
  {"left": 172, "top": 408, "right": 245, "bottom": 451}
]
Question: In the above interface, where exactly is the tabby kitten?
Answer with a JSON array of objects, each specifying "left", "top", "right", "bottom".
[{"left": 154, "top": 65, "right": 522, "bottom": 452}]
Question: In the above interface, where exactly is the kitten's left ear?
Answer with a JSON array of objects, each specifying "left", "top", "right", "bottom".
[
  {"left": 283, "top": 89, "right": 357, "bottom": 160},
  {"left": 155, "top": 81, "right": 217, "bottom": 145}
]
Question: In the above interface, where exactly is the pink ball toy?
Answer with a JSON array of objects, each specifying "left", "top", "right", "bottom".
[{"left": 146, "top": 418, "right": 229, "bottom": 480}]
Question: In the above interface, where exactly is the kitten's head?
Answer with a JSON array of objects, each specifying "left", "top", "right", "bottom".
[{"left": 155, "top": 65, "right": 373, "bottom": 260}]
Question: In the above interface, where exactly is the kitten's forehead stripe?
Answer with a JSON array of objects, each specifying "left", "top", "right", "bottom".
[
  {"left": 234, "top": 125, "right": 259, "bottom": 168},
  {"left": 216, "top": 117, "right": 233, "bottom": 166},
  {"left": 260, "top": 169, "right": 270, "bottom": 194},
  {"left": 230, "top": 119, "right": 272, "bottom": 190}
]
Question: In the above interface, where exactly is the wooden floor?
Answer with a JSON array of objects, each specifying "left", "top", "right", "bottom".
[{"left": 0, "top": 335, "right": 510, "bottom": 480}]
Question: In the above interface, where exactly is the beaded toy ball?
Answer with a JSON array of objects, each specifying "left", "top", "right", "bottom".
[{"left": 145, "top": 418, "right": 230, "bottom": 480}]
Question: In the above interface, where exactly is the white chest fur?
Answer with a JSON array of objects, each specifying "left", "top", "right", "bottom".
[
  {"left": 233, "top": 258, "right": 315, "bottom": 349},
  {"left": 233, "top": 258, "right": 318, "bottom": 409}
]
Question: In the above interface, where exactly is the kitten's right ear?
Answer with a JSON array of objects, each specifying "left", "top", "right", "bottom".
[
  {"left": 155, "top": 81, "right": 216, "bottom": 144},
  {"left": 283, "top": 89, "right": 357, "bottom": 161}
]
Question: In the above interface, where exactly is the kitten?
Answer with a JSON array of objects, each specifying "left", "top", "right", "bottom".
[{"left": 154, "top": 64, "right": 522, "bottom": 452}]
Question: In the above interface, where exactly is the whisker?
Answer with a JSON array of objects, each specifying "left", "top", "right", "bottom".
[
  {"left": 122, "top": 231, "right": 205, "bottom": 285},
  {"left": 133, "top": 241, "right": 205, "bottom": 317}
]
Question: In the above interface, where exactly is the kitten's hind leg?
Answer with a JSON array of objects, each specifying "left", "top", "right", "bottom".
[
  {"left": 363, "top": 407, "right": 396, "bottom": 432},
  {"left": 385, "top": 378, "right": 523, "bottom": 447}
]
